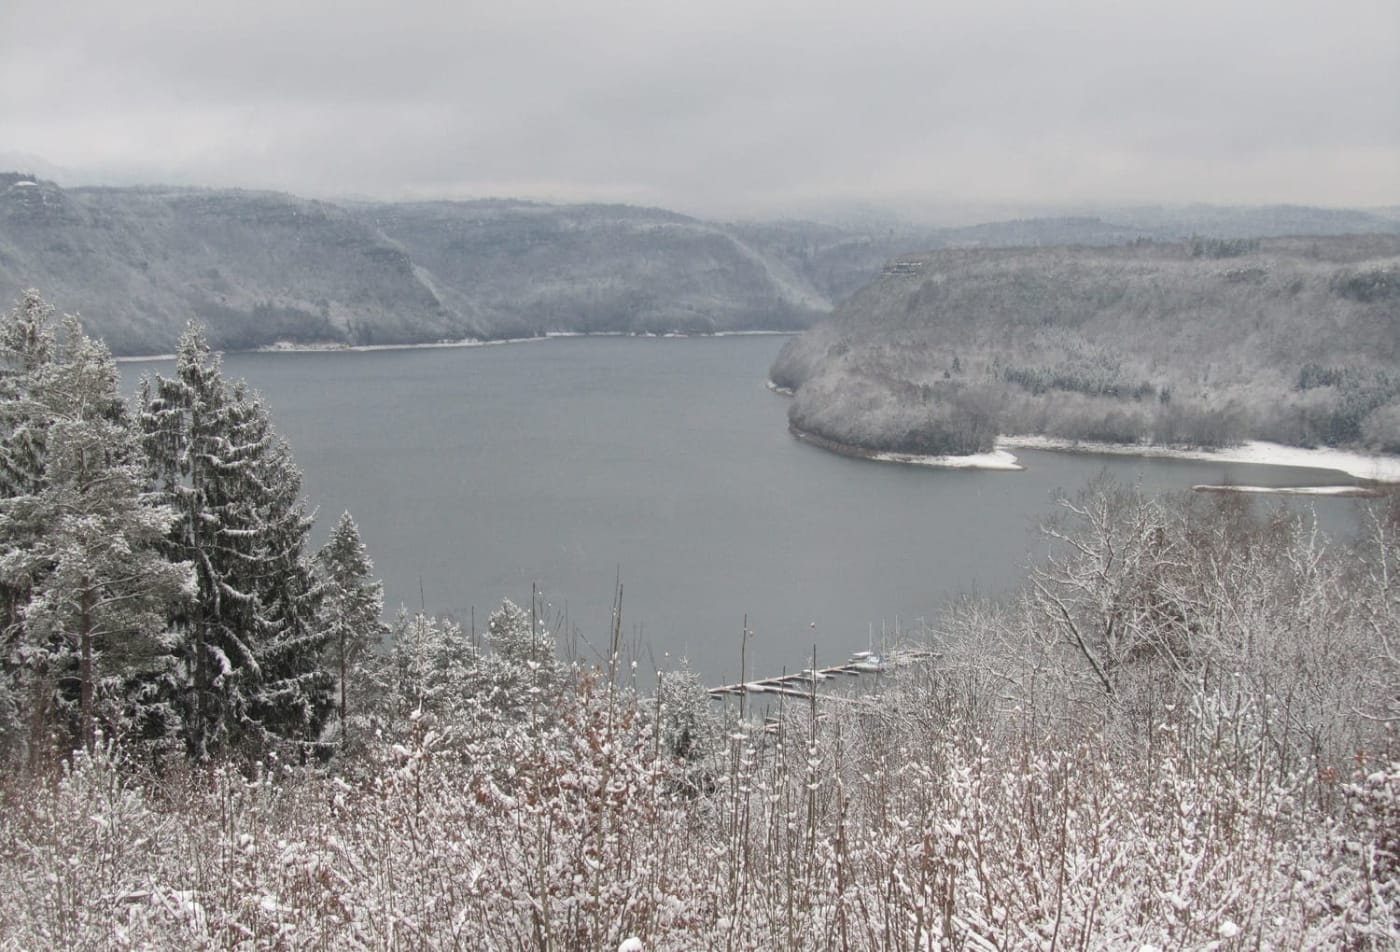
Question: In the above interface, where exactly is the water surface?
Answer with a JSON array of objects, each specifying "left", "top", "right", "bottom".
[{"left": 121, "top": 337, "right": 1364, "bottom": 686}]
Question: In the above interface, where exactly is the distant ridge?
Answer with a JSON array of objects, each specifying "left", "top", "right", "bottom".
[{"left": 1, "top": 173, "right": 1395, "bottom": 356}]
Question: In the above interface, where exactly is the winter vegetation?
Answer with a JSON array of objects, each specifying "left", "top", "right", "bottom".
[
  {"left": 771, "top": 235, "right": 1400, "bottom": 459},
  {"left": 0, "top": 291, "right": 357, "bottom": 764},
  {"left": 1, "top": 290, "right": 1397, "bottom": 948}
]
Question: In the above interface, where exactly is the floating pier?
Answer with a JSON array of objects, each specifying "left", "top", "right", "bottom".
[{"left": 708, "top": 647, "right": 936, "bottom": 701}]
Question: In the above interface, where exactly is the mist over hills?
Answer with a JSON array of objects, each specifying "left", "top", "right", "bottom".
[
  {"left": 771, "top": 235, "right": 1400, "bottom": 457},
  {"left": 1, "top": 170, "right": 1397, "bottom": 356}
]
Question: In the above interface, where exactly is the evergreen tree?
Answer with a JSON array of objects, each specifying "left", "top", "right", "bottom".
[
  {"left": 484, "top": 597, "right": 562, "bottom": 719},
  {"left": 0, "top": 291, "right": 56, "bottom": 757},
  {"left": 138, "top": 324, "right": 331, "bottom": 760},
  {"left": 0, "top": 290, "right": 56, "bottom": 501},
  {"left": 314, "top": 510, "right": 387, "bottom": 746},
  {"left": 0, "top": 311, "right": 192, "bottom": 754},
  {"left": 655, "top": 664, "right": 722, "bottom": 766},
  {"left": 488, "top": 597, "right": 555, "bottom": 669},
  {"left": 373, "top": 610, "right": 479, "bottom": 720},
  {"left": 230, "top": 386, "right": 330, "bottom": 753}
]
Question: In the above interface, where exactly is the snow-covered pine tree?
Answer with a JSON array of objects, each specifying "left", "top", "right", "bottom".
[
  {"left": 0, "top": 313, "right": 193, "bottom": 754},
  {"left": 488, "top": 597, "right": 556, "bottom": 670},
  {"left": 228, "top": 385, "right": 332, "bottom": 756},
  {"left": 138, "top": 324, "right": 332, "bottom": 760},
  {"left": 353, "top": 609, "right": 482, "bottom": 753},
  {"left": 484, "top": 597, "right": 563, "bottom": 719},
  {"left": 0, "top": 291, "right": 55, "bottom": 501},
  {"left": 0, "top": 291, "right": 57, "bottom": 757},
  {"left": 656, "top": 663, "right": 723, "bottom": 767},
  {"left": 314, "top": 511, "right": 387, "bottom": 746}
]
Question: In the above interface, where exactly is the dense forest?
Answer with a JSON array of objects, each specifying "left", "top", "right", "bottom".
[
  {"left": 771, "top": 235, "right": 1400, "bottom": 458},
  {"left": 0, "top": 290, "right": 1396, "bottom": 947}
]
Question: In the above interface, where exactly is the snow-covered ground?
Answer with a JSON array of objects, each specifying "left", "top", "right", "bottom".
[
  {"left": 872, "top": 448, "right": 1024, "bottom": 470},
  {"left": 841, "top": 434, "right": 1400, "bottom": 489},
  {"left": 255, "top": 330, "right": 793, "bottom": 352},
  {"left": 1000, "top": 436, "right": 1400, "bottom": 488},
  {"left": 255, "top": 336, "right": 535, "bottom": 353},
  {"left": 1193, "top": 484, "right": 1387, "bottom": 497}
]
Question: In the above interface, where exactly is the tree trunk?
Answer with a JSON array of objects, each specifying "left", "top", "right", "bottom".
[
  {"left": 339, "top": 631, "right": 348, "bottom": 748},
  {"left": 79, "top": 582, "right": 94, "bottom": 752}
]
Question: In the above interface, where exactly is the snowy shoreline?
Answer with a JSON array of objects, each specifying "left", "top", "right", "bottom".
[
  {"left": 114, "top": 329, "right": 795, "bottom": 362},
  {"left": 786, "top": 422, "right": 1400, "bottom": 490},
  {"left": 789, "top": 425, "right": 1025, "bottom": 471},
  {"left": 1000, "top": 435, "right": 1400, "bottom": 487},
  {"left": 1193, "top": 484, "right": 1388, "bottom": 498}
]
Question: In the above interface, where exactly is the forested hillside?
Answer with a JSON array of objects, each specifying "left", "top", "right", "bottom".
[
  {"left": 348, "top": 201, "right": 830, "bottom": 338},
  {"left": 4, "top": 170, "right": 1398, "bottom": 356},
  {"left": 0, "top": 178, "right": 837, "bottom": 354},
  {"left": 771, "top": 235, "right": 1400, "bottom": 457},
  {"left": 0, "top": 176, "right": 465, "bottom": 355}
]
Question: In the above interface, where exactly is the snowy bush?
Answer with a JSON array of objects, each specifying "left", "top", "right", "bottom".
[{"left": 1, "top": 487, "right": 1396, "bottom": 949}]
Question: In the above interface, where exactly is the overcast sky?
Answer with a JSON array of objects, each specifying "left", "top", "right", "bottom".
[{"left": 1, "top": 0, "right": 1396, "bottom": 220}]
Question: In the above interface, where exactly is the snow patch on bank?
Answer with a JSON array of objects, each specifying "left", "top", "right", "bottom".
[
  {"left": 1194, "top": 484, "right": 1388, "bottom": 498},
  {"left": 800, "top": 429, "right": 1400, "bottom": 487},
  {"left": 872, "top": 448, "right": 1024, "bottom": 471},
  {"left": 255, "top": 331, "right": 793, "bottom": 353},
  {"left": 789, "top": 426, "right": 1024, "bottom": 471},
  {"left": 116, "top": 339, "right": 516, "bottom": 361},
  {"left": 254, "top": 337, "right": 536, "bottom": 354},
  {"left": 999, "top": 436, "right": 1400, "bottom": 485}
]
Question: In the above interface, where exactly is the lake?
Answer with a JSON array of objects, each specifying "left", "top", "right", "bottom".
[{"left": 121, "top": 336, "right": 1366, "bottom": 687}]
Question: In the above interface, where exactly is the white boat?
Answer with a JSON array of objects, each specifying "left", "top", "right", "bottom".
[{"left": 849, "top": 651, "right": 885, "bottom": 673}]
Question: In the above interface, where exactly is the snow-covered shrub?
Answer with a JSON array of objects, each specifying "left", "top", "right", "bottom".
[
  {"left": 1326, "top": 762, "right": 1400, "bottom": 947},
  {"left": 654, "top": 664, "right": 726, "bottom": 793},
  {"left": 2, "top": 485, "right": 1396, "bottom": 949}
]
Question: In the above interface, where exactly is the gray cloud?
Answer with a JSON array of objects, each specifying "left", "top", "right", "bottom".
[{"left": 2, "top": 0, "right": 1396, "bottom": 219}]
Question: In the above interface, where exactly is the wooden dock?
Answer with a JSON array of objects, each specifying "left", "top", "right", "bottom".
[{"left": 708, "top": 647, "right": 936, "bottom": 701}]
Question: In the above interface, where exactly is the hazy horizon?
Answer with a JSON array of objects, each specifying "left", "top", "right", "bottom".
[
  {"left": 3, "top": 158, "right": 1395, "bottom": 230},
  {"left": 2, "top": 0, "right": 1395, "bottom": 222}
]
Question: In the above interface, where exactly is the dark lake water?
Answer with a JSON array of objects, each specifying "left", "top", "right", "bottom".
[{"left": 121, "top": 336, "right": 1367, "bottom": 687}]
